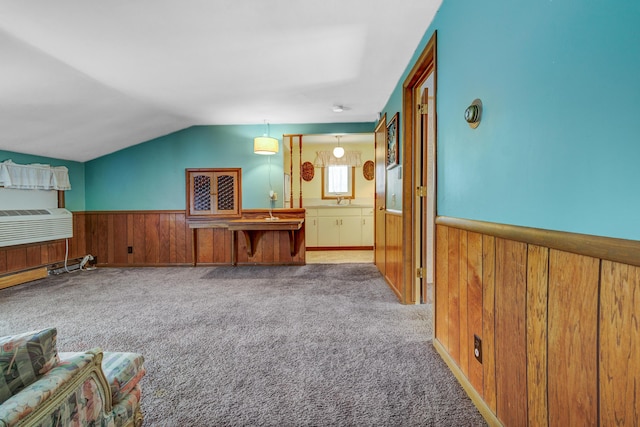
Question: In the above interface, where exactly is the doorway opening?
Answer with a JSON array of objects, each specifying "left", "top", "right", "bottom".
[{"left": 400, "top": 31, "right": 437, "bottom": 304}]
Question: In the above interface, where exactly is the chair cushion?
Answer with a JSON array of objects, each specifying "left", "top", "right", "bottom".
[
  {"left": 101, "top": 352, "right": 145, "bottom": 404},
  {"left": 0, "top": 328, "right": 59, "bottom": 404}
]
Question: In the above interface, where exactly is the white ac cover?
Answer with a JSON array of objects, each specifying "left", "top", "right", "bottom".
[{"left": 0, "top": 208, "right": 73, "bottom": 247}]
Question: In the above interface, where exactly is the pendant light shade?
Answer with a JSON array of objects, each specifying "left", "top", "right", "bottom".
[
  {"left": 254, "top": 121, "right": 279, "bottom": 155},
  {"left": 254, "top": 136, "right": 279, "bottom": 155},
  {"left": 332, "top": 135, "right": 345, "bottom": 158}
]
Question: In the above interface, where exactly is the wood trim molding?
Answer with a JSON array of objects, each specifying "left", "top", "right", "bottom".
[
  {"left": 436, "top": 216, "right": 640, "bottom": 268},
  {"left": 433, "top": 339, "right": 503, "bottom": 427},
  {"left": 401, "top": 31, "right": 437, "bottom": 305},
  {"left": 76, "top": 210, "right": 187, "bottom": 215}
]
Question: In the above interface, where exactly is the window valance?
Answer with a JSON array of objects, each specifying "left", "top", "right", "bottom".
[
  {"left": 0, "top": 160, "right": 71, "bottom": 190},
  {"left": 313, "top": 151, "right": 362, "bottom": 167}
]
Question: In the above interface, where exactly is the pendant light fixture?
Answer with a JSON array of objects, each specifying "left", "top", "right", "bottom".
[
  {"left": 332, "top": 135, "right": 345, "bottom": 158},
  {"left": 254, "top": 121, "right": 279, "bottom": 155}
]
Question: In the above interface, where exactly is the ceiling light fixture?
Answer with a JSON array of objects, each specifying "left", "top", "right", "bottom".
[
  {"left": 254, "top": 121, "right": 279, "bottom": 155},
  {"left": 333, "top": 135, "right": 345, "bottom": 158},
  {"left": 332, "top": 105, "right": 344, "bottom": 113}
]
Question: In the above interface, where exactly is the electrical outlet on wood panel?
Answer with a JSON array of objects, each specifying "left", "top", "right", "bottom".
[{"left": 474, "top": 334, "right": 482, "bottom": 363}]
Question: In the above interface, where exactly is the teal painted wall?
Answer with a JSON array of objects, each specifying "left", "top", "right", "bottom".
[
  {"left": 0, "top": 150, "right": 85, "bottom": 211},
  {"left": 85, "top": 123, "right": 373, "bottom": 211},
  {"left": 382, "top": 0, "right": 640, "bottom": 240}
]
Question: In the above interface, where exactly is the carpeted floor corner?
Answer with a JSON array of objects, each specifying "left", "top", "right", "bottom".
[{"left": 0, "top": 264, "right": 487, "bottom": 426}]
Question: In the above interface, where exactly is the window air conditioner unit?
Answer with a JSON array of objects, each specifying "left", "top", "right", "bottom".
[{"left": 0, "top": 208, "right": 73, "bottom": 247}]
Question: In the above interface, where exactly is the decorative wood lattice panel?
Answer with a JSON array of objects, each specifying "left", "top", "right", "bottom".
[
  {"left": 193, "top": 175, "right": 211, "bottom": 211},
  {"left": 217, "top": 175, "right": 235, "bottom": 211}
]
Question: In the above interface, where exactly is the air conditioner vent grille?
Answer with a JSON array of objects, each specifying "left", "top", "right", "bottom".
[
  {"left": 0, "top": 209, "right": 51, "bottom": 217},
  {"left": 0, "top": 208, "right": 73, "bottom": 247}
]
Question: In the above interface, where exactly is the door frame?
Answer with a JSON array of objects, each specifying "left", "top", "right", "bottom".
[
  {"left": 374, "top": 114, "right": 387, "bottom": 274},
  {"left": 400, "top": 31, "right": 437, "bottom": 304}
]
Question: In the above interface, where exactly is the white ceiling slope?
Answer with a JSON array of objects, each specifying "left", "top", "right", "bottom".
[{"left": 0, "top": 0, "right": 441, "bottom": 162}]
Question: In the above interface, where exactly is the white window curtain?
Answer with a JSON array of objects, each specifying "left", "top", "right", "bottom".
[
  {"left": 0, "top": 160, "right": 71, "bottom": 190},
  {"left": 313, "top": 151, "right": 362, "bottom": 167},
  {"left": 327, "top": 165, "right": 349, "bottom": 193}
]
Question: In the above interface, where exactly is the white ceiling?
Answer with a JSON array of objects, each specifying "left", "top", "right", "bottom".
[{"left": 0, "top": 0, "right": 441, "bottom": 162}]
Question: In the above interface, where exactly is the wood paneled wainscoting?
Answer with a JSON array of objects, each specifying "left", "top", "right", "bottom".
[
  {"left": 434, "top": 216, "right": 640, "bottom": 426},
  {"left": 84, "top": 209, "right": 305, "bottom": 267},
  {"left": 384, "top": 211, "right": 403, "bottom": 299}
]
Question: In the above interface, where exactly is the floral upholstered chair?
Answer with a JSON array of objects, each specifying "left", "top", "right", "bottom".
[{"left": 0, "top": 328, "right": 145, "bottom": 427}]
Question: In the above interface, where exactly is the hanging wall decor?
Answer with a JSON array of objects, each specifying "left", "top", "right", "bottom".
[
  {"left": 386, "top": 112, "right": 399, "bottom": 169},
  {"left": 363, "top": 160, "right": 374, "bottom": 181},
  {"left": 301, "top": 161, "right": 315, "bottom": 181}
]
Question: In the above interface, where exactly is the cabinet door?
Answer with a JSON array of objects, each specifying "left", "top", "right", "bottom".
[
  {"left": 212, "top": 170, "right": 240, "bottom": 216},
  {"left": 318, "top": 216, "right": 340, "bottom": 246},
  {"left": 361, "top": 216, "right": 374, "bottom": 246},
  {"left": 306, "top": 216, "right": 318, "bottom": 247},
  {"left": 339, "top": 216, "right": 362, "bottom": 246},
  {"left": 187, "top": 168, "right": 241, "bottom": 218},
  {"left": 188, "top": 171, "right": 216, "bottom": 217}
]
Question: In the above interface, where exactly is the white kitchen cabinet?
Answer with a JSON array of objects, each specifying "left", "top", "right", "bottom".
[
  {"left": 305, "top": 209, "right": 318, "bottom": 247},
  {"left": 313, "top": 207, "right": 364, "bottom": 247},
  {"left": 339, "top": 216, "right": 363, "bottom": 246},
  {"left": 317, "top": 217, "right": 341, "bottom": 246},
  {"left": 361, "top": 207, "right": 374, "bottom": 246}
]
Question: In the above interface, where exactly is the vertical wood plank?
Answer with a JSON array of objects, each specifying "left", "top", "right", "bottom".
[
  {"left": 132, "top": 214, "right": 145, "bottom": 264},
  {"left": 198, "top": 228, "right": 214, "bottom": 263},
  {"left": 223, "top": 228, "right": 232, "bottom": 264},
  {"left": 467, "top": 231, "right": 484, "bottom": 394},
  {"left": 213, "top": 228, "right": 227, "bottom": 264},
  {"left": 169, "top": 214, "right": 177, "bottom": 263},
  {"left": 26, "top": 245, "right": 41, "bottom": 267},
  {"left": 384, "top": 214, "right": 403, "bottom": 297},
  {"left": 127, "top": 214, "right": 134, "bottom": 264},
  {"left": 495, "top": 238, "right": 527, "bottom": 426},
  {"left": 435, "top": 225, "right": 449, "bottom": 347},
  {"left": 175, "top": 213, "right": 186, "bottom": 264},
  {"left": 96, "top": 214, "right": 108, "bottom": 263},
  {"left": 145, "top": 213, "right": 160, "bottom": 264},
  {"left": 526, "top": 244, "right": 549, "bottom": 427},
  {"left": 600, "top": 261, "right": 640, "bottom": 426},
  {"left": 548, "top": 249, "right": 599, "bottom": 426},
  {"left": 6, "top": 248, "right": 27, "bottom": 272},
  {"left": 71, "top": 212, "right": 86, "bottom": 258},
  {"left": 113, "top": 214, "right": 128, "bottom": 264},
  {"left": 107, "top": 214, "right": 115, "bottom": 264},
  {"left": 262, "top": 231, "right": 275, "bottom": 264},
  {"left": 0, "top": 249, "right": 6, "bottom": 273},
  {"left": 447, "top": 227, "right": 460, "bottom": 363},
  {"left": 459, "top": 230, "right": 469, "bottom": 377},
  {"left": 158, "top": 213, "right": 171, "bottom": 264}
]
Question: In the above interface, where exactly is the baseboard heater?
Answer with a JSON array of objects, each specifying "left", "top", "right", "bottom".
[{"left": 0, "top": 208, "right": 73, "bottom": 247}]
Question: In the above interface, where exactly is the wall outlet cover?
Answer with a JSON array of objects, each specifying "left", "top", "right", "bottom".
[{"left": 473, "top": 334, "right": 482, "bottom": 363}]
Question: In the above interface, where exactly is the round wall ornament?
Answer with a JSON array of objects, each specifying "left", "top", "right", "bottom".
[
  {"left": 363, "top": 160, "right": 374, "bottom": 181},
  {"left": 301, "top": 161, "right": 315, "bottom": 181}
]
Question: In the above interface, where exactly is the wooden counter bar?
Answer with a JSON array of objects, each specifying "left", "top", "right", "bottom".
[
  {"left": 228, "top": 218, "right": 304, "bottom": 264},
  {"left": 187, "top": 209, "right": 306, "bottom": 266}
]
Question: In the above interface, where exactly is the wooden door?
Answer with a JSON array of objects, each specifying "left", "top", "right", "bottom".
[{"left": 374, "top": 115, "right": 387, "bottom": 274}]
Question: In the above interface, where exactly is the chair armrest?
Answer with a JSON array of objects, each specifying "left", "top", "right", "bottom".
[{"left": 0, "top": 349, "right": 112, "bottom": 427}]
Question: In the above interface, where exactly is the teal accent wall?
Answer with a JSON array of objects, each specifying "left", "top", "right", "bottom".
[
  {"left": 85, "top": 123, "right": 373, "bottom": 211},
  {"left": 382, "top": 0, "right": 640, "bottom": 240},
  {"left": 0, "top": 150, "right": 85, "bottom": 211}
]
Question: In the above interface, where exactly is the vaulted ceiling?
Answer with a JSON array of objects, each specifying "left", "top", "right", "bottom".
[{"left": 0, "top": 1, "right": 441, "bottom": 162}]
